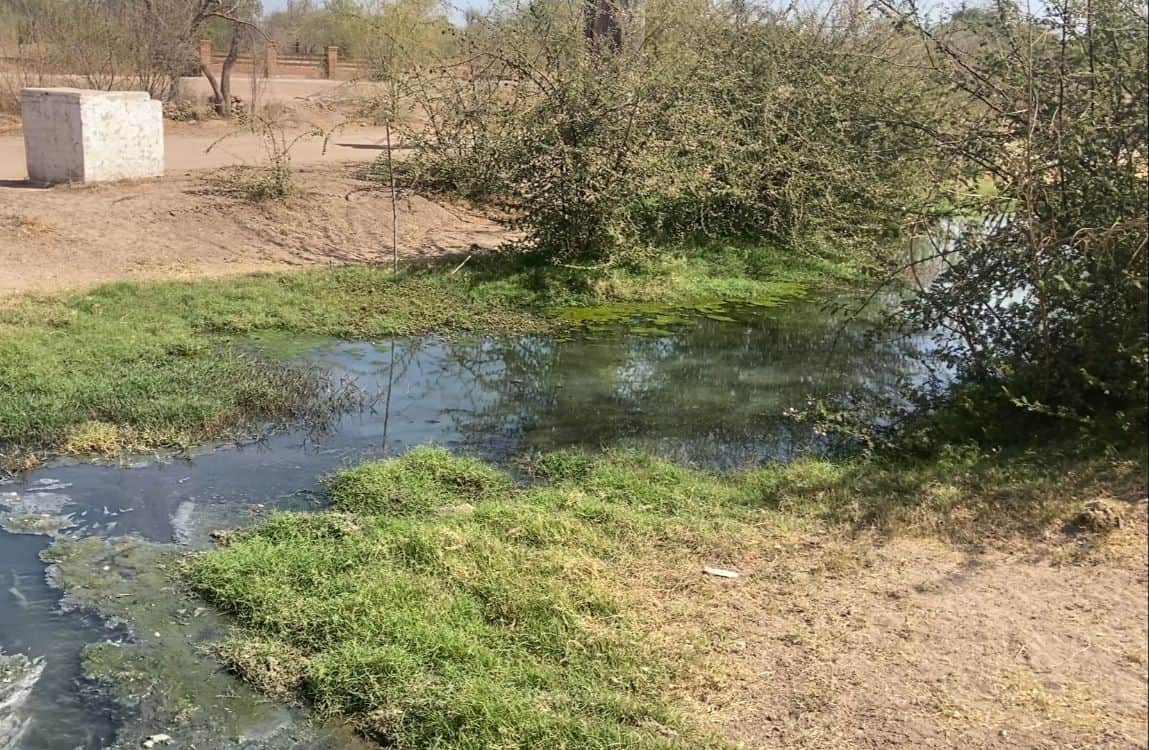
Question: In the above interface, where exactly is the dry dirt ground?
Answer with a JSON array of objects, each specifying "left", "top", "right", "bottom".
[
  {"left": 0, "top": 162, "right": 507, "bottom": 294},
  {"left": 645, "top": 505, "right": 1149, "bottom": 750},
  {"left": 0, "top": 81, "right": 471, "bottom": 294},
  {"left": 0, "top": 121, "right": 395, "bottom": 181}
]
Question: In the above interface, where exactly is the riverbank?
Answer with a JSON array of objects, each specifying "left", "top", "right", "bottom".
[
  {"left": 184, "top": 447, "right": 1148, "bottom": 749},
  {"left": 0, "top": 241, "right": 859, "bottom": 471}
]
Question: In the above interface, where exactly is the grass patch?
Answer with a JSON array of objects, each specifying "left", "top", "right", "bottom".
[
  {"left": 329, "top": 446, "right": 511, "bottom": 514},
  {"left": 752, "top": 443, "right": 1149, "bottom": 547},
  {"left": 0, "top": 241, "right": 852, "bottom": 468},
  {"left": 187, "top": 448, "right": 753, "bottom": 749},
  {"left": 201, "top": 164, "right": 298, "bottom": 203},
  {"left": 0, "top": 309, "right": 350, "bottom": 471},
  {"left": 185, "top": 446, "right": 1145, "bottom": 749}
]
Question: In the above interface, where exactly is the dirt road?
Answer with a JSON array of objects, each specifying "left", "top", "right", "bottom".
[
  {"left": 174, "top": 74, "right": 352, "bottom": 105},
  {"left": 0, "top": 121, "right": 392, "bottom": 182},
  {"left": 668, "top": 525, "right": 1149, "bottom": 749}
]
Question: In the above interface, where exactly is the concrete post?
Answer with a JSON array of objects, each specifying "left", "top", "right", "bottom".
[
  {"left": 325, "top": 46, "right": 339, "bottom": 79},
  {"left": 198, "top": 39, "right": 213, "bottom": 69},
  {"left": 265, "top": 41, "right": 278, "bottom": 78},
  {"left": 20, "top": 88, "right": 164, "bottom": 184}
]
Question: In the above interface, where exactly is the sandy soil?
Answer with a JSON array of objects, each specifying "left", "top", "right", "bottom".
[
  {"left": 0, "top": 74, "right": 404, "bottom": 178},
  {"left": 646, "top": 505, "right": 1149, "bottom": 749},
  {"left": 0, "top": 121, "right": 394, "bottom": 182},
  {"left": 173, "top": 74, "right": 372, "bottom": 107},
  {"left": 0, "top": 163, "right": 507, "bottom": 294}
]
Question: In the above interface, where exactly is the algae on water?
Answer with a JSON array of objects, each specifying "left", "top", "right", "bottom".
[
  {"left": 552, "top": 284, "right": 807, "bottom": 336},
  {"left": 0, "top": 650, "right": 44, "bottom": 749},
  {"left": 0, "top": 487, "right": 75, "bottom": 537},
  {"left": 42, "top": 535, "right": 372, "bottom": 750}
]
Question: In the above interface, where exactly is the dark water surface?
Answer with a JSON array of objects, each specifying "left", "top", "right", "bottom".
[{"left": 0, "top": 300, "right": 923, "bottom": 749}]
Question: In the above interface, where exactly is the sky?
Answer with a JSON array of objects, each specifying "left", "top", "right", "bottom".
[
  {"left": 260, "top": 0, "right": 969, "bottom": 26},
  {"left": 260, "top": 0, "right": 492, "bottom": 24}
]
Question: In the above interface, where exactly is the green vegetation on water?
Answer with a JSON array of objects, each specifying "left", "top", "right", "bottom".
[
  {"left": 0, "top": 242, "right": 856, "bottom": 468},
  {"left": 186, "top": 446, "right": 1145, "bottom": 749},
  {"left": 40, "top": 534, "right": 371, "bottom": 749}
]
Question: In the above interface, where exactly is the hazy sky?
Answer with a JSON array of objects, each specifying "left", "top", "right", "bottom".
[
  {"left": 261, "top": 0, "right": 490, "bottom": 23},
  {"left": 261, "top": 0, "right": 971, "bottom": 26}
]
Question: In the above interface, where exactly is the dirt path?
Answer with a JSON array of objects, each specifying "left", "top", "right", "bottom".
[
  {"left": 0, "top": 163, "right": 507, "bottom": 295},
  {"left": 646, "top": 511, "right": 1149, "bottom": 750},
  {"left": 0, "top": 122, "right": 393, "bottom": 181},
  {"left": 174, "top": 74, "right": 356, "bottom": 106}
]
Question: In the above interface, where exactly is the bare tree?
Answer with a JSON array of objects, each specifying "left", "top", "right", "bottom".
[
  {"left": 200, "top": 25, "right": 242, "bottom": 116},
  {"left": 191, "top": 0, "right": 265, "bottom": 117}
]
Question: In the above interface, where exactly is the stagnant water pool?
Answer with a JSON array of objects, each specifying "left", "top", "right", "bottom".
[{"left": 0, "top": 299, "right": 927, "bottom": 749}]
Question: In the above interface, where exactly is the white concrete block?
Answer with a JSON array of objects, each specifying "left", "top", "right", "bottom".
[{"left": 20, "top": 88, "right": 164, "bottom": 184}]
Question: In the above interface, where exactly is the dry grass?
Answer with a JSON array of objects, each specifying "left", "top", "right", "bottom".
[
  {"left": 0, "top": 212, "right": 52, "bottom": 236},
  {"left": 631, "top": 511, "right": 1147, "bottom": 749}
]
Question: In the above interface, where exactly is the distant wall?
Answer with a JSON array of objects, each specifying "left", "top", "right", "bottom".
[{"left": 197, "top": 40, "right": 365, "bottom": 81}]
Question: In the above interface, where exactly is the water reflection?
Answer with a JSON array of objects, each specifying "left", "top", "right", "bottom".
[{"left": 321, "top": 300, "right": 924, "bottom": 467}]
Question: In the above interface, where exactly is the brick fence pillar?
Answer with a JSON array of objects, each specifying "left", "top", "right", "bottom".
[
  {"left": 198, "top": 39, "right": 213, "bottom": 69},
  {"left": 325, "top": 46, "right": 339, "bottom": 79},
  {"left": 265, "top": 41, "right": 279, "bottom": 77}
]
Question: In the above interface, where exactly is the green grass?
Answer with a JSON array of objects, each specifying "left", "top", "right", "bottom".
[
  {"left": 755, "top": 443, "right": 1148, "bottom": 544},
  {"left": 187, "top": 447, "right": 754, "bottom": 750},
  {"left": 584, "top": 239, "right": 862, "bottom": 302},
  {"left": 328, "top": 446, "right": 512, "bottom": 515},
  {"left": 185, "top": 446, "right": 1145, "bottom": 749},
  {"left": 0, "top": 242, "right": 858, "bottom": 468}
]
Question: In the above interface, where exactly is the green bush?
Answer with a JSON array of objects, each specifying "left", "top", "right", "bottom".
[
  {"left": 888, "top": 0, "right": 1149, "bottom": 442},
  {"left": 402, "top": 1, "right": 936, "bottom": 264}
]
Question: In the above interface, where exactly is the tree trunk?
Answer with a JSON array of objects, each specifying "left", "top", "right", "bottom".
[
  {"left": 201, "top": 61, "right": 223, "bottom": 113},
  {"left": 584, "top": 0, "right": 644, "bottom": 53},
  {"left": 202, "top": 27, "right": 241, "bottom": 118},
  {"left": 584, "top": 0, "right": 621, "bottom": 51},
  {"left": 218, "top": 28, "right": 240, "bottom": 117}
]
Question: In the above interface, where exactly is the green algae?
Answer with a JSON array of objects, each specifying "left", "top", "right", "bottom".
[
  {"left": 0, "top": 490, "right": 74, "bottom": 537},
  {"left": 241, "top": 331, "right": 339, "bottom": 360},
  {"left": 628, "top": 326, "right": 676, "bottom": 336},
  {"left": 0, "top": 514, "right": 73, "bottom": 536},
  {"left": 552, "top": 301, "right": 681, "bottom": 325},
  {"left": 554, "top": 302, "right": 706, "bottom": 330},
  {"left": 550, "top": 280, "right": 808, "bottom": 334},
  {"left": 42, "top": 535, "right": 372, "bottom": 750}
]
